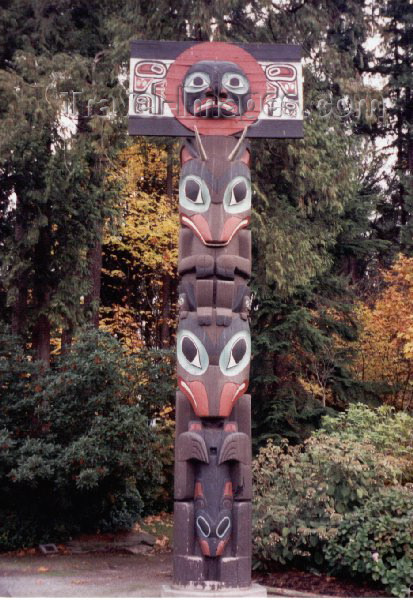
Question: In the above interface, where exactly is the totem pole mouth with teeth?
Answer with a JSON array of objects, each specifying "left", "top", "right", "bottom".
[
  {"left": 183, "top": 61, "right": 251, "bottom": 118},
  {"left": 128, "top": 40, "right": 303, "bottom": 590}
]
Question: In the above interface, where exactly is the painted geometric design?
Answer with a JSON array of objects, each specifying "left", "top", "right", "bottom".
[{"left": 129, "top": 41, "right": 303, "bottom": 137}]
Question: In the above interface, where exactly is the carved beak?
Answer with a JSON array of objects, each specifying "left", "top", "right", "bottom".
[{"left": 180, "top": 214, "right": 249, "bottom": 247}]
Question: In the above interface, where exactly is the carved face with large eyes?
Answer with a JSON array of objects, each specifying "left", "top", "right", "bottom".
[
  {"left": 189, "top": 427, "right": 237, "bottom": 557},
  {"left": 183, "top": 61, "right": 251, "bottom": 118},
  {"left": 179, "top": 138, "right": 251, "bottom": 246},
  {"left": 194, "top": 473, "right": 233, "bottom": 557},
  {"left": 177, "top": 314, "right": 250, "bottom": 417}
]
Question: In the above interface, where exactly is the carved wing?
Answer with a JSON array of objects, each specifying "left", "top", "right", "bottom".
[
  {"left": 176, "top": 432, "right": 209, "bottom": 463},
  {"left": 218, "top": 432, "right": 250, "bottom": 465}
]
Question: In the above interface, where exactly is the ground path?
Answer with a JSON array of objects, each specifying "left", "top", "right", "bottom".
[{"left": 0, "top": 552, "right": 172, "bottom": 597}]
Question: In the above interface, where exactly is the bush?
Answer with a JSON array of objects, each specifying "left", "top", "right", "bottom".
[
  {"left": 252, "top": 404, "right": 409, "bottom": 573},
  {"left": 253, "top": 437, "right": 399, "bottom": 570},
  {"left": 0, "top": 328, "right": 162, "bottom": 550},
  {"left": 318, "top": 404, "right": 413, "bottom": 483},
  {"left": 325, "top": 488, "right": 413, "bottom": 597}
]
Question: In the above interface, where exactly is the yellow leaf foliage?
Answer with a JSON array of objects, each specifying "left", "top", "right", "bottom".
[
  {"left": 100, "top": 304, "right": 144, "bottom": 354},
  {"left": 353, "top": 254, "right": 413, "bottom": 409},
  {"left": 102, "top": 140, "right": 179, "bottom": 347},
  {"left": 106, "top": 140, "right": 179, "bottom": 278}
]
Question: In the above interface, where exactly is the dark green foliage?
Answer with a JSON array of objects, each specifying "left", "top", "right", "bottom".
[
  {"left": 0, "top": 328, "right": 162, "bottom": 550},
  {"left": 246, "top": 1, "right": 385, "bottom": 442},
  {"left": 325, "top": 489, "right": 413, "bottom": 598},
  {"left": 367, "top": 0, "right": 413, "bottom": 260},
  {"left": 253, "top": 405, "right": 413, "bottom": 594}
]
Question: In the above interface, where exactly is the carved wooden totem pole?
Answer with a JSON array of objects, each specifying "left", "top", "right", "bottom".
[{"left": 129, "top": 40, "right": 303, "bottom": 590}]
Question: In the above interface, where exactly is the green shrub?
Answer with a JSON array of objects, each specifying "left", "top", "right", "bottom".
[
  {"left": 252, "top": 405, "right": 406, "bottom": 571},
  {"left": 325, "top": 488, "right": 413, "bottom": 597},
  {"left": 0, "top": 328, "right": 163, "bottom": 550},
  {"left": 318, "top": 404, "right": 413, "bottom": 483}
]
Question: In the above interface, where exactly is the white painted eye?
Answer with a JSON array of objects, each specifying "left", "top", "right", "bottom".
[
  {"left": 179, "top": 175, "right": 211, "bottom": 213},
  {"left": 184, "top": 72, "right": 210, "bottom": 93},
  {"left": 222, "top": 72, "right": 249, "bottom": 94},
  {"left": 216, "top": 516, "right": 231, "bottom": 539},
  {"left": 219, "top": 331, "right": 251, "bottom": 376},
  {"left": 177, "top": 329, "right": 209, "bottom": 376},
  {"left": 223, "top": 176, "right": 251, "bottom": 214},
  {"left": 196, "top": 516, "right": 211, "bottom": 537}
]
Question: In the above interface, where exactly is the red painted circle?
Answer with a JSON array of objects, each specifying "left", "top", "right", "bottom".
[{"left": 165, "top": 42, "right": 267, "bottom": 136}]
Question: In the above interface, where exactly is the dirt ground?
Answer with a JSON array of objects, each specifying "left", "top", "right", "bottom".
[{"left": 0, "top": 551, "right": 173, "bottom": 597}]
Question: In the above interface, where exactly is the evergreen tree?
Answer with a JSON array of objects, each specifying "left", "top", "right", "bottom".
[{"left": 371, "top": 0, "right": 413, "bottom": 256}]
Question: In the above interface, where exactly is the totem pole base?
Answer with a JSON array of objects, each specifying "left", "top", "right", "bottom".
[{"left": 161, "top": 582, "right": 267, "bottom": 597}]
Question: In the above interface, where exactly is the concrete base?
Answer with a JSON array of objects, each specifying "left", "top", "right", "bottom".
[{"left": 162, "top": 582, "right": 267, "bottom": 597}]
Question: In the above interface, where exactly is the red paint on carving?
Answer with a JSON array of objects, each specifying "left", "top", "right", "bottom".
[
  {"left": 220, "top": 216, "right": 249, "bottom": 243},
  {"left": 194, "top": 97, "right": 238, "bottom": 116},
  {"left": 223, "top": 481, "right": 233, "bottom": 497},
  {"left": 180, "top": 146, "right": 193, "bottom": 165},
  {"left": 165, "top": 42, "right": 267, "bottom": 136},
  {"left": 194, "top": 481, "right": 204, "bottom": 498},
  {"left": 219, "top": 381, "right": 248, "bottom": 416},
  {"left": 224, "top": 423, "right": 237, "bottom": 432},
  {"left": 240, "top": 149, "right": 250, "bottom": 165},
  {"left": 178, "top": 377, "right": 210, "bottom": 416},
  {"left": 180, "top": 214, "right": 212, "bottom": 244},
  {"left": 216, "top": 540, "right": 228, "bottom": 556},
  {"left": 199, "top": 540, "right": 211, "bottom": 556},
  {"left": 181, "top": 214, "right": 249, "bottom": 247},
  {"left": 189, "top": 422, "right": 202, "bottom": 431}
]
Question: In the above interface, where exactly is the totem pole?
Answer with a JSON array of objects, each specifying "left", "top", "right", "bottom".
[{"left": 129, "top": 41, "right": 303, "bottom": 591}]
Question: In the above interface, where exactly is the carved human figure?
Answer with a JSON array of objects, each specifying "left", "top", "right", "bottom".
[{"left": 183, "top": 61, "right": 251, "bottom": 118}]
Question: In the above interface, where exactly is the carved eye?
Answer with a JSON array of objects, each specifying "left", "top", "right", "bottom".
[
  {"left": 222, "top": 72, "right": 249, "bottom": 94},
  {"left": 177, "top": 329, "right": 209, "bottom": 375},
  {"left": 179, "top": 175, "right": 211, "bottom": 213},
  {"left": 182, "top": 336, "right": 201, "bottom": 369},
  {"left": 196, "top": 516, "right": 211, "bottom": 537},
  {"left": 219, "top": 331, "right": 251, "bottom": 376},
  {"left": 230, "top": 180, "right": 247, "bottom": 206},
  {"left": 223, "top": 176, "right": 251, "bottom": 215},
  {"left": 184, "top": 72, "right": 210, "bottom": 93},
  {"left": 227, "top": 337, "right": 247, "bottom": 369},
  {"left": 216, "top": 517, "right": 231, "bottom": 539},
  {"left": 185, "top": 179, "right": 203, "bottom": 204}
]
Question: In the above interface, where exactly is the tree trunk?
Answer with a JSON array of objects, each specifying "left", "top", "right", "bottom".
[
  {"left": 61, "top": 324, "right": 73, "bottom": 352},
  {"left": 160, "top": 142, "right": 174, "bottom": 347},
  {"left": 160, "top": 272, "right": 171, "bottom": 347},
  {"left": 31, "top": 222, "right": 51, "bottom": 368},
  {"left": 85, "top": 224, "right": 103, "bottom": 327},
  {"left": 11, "top": 198, "right": 28, "bottom": 336},
  {"left": 32, "top": 312, "right": 51, "bottom": 365}
]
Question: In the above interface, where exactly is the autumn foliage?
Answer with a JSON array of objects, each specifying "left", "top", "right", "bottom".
[
  {"left": 353, "top": 255, "right": 413, "bottom": 409},
  {"left": 101, "top": 140, "right": 179, "bottom": 349}
]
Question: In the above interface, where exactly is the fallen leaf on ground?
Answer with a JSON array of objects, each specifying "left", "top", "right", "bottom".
[
  {"left": 155, "top": 535, "right": 170, "bottom": 549},
  {"left": 37, "top": 566, "right": 49, "bottom": 573}
]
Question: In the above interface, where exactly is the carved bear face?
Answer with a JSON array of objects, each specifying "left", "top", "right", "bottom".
[
  {"left": 179, "top": 137, "right": 251, "bottom": 247},
  {"left": 183, "top": 60, "right": 251, "bottom": 118},
  {"left": 177, "top": 313, "right": 250, "bottom": 417},
  {"left": 194, "top": 469, "right": 233, "bottom": 557}
]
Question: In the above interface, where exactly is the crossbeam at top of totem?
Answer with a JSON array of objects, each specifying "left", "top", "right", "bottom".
[{"left": 128, "top": 41, "right": 303, "bottom": 139}]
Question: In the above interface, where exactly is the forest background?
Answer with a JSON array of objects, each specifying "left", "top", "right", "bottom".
[{"left": 0, "top": 0, "right": 413, "bottom": 596}]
